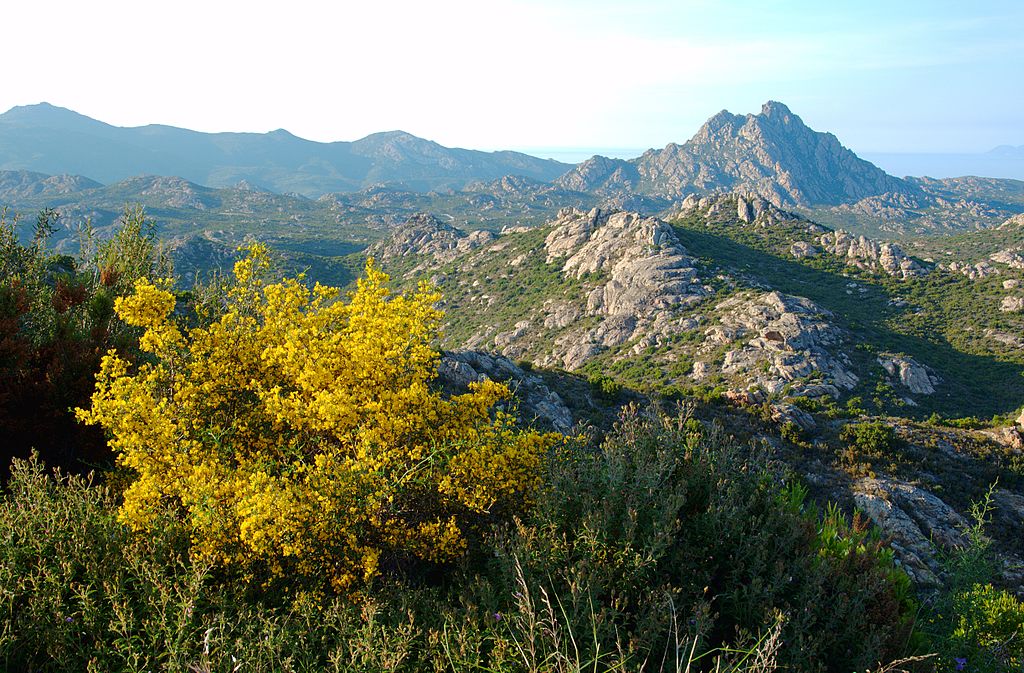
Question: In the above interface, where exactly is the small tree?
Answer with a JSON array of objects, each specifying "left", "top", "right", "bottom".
[{"left": 78, "top": 245, "right": 555, "bottom": 592}]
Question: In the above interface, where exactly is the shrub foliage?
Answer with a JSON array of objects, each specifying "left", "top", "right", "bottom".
[{"left": 77, "top": 245, "right": 554, "bottom": 592}]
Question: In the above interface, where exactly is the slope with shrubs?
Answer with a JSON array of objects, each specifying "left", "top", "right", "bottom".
[{"left": 2, "top": 210, "right": 1022, "bottom": 671}]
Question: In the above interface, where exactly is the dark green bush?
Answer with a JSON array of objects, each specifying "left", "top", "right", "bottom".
[
  {"left": 491, "top": 408, "right": 917, "bottom": 672},
  {"left": 1, "top": 409, "right": 919, "bottom": 672},
  {"left": 0, "top": 207, "right": 167, "bottom": 474},
  {"left": 840, "top": 420, "right": 899, "bottom": 457}
]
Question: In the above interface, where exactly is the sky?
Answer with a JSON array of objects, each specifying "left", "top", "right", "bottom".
[{"left": 3, "top": 0, "right": 1022, "bottom": 155}]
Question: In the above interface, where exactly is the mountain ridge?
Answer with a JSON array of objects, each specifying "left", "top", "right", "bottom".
[{"left": 0, "top": 103, "right": 571, "bottom": 197}]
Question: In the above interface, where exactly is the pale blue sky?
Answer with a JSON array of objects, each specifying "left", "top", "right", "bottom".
[{"left": 3, "top": 0, "right": 1021, "bottom": 154}]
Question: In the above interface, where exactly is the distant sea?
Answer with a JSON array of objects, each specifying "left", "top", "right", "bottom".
[
  {"left": 862, "top": 151, "right": 1024, "bottom": 180},
  {"left": 510, "top": 147, "right": 649, "bottom": 164}
]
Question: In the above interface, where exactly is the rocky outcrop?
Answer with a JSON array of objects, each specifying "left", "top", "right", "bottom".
[
  {"left": 877, "top": 355, "right": 939, "bottom": 395},
  {"left": 1001, "top": 296, "right": 1024, "bottom": 313},
  {"left": 676, "top": 192, "right": 816, "bottom": 230},
  {"left": 944, "top": 260, "right": 999, "bottom": 279},
  {"left": 554, "top": 156, "right": 639, "bottom": 195},
  {"left": 438, "top": 350, "right": 573, "bottom": 433},
  {"left": 990, "top": 247, "right": 1024, "bottom": 270},
  {"left": 541, "top": 208, "right": 708, "bottom": 369},
  {"left": 0, "top": 170, "right": 102, "bottom": 201},
  {"left": 999, "top": 213, "right": 1024, "bottom": 229},
  {"left": 789, "top": 241, "right": 819, "bottom": 259},
  {"left": 695, "top": 291, "right": 857, "bottom": 396},
  {"left": 368, "top": 213, "right": 494, "bottom": 268},
  {"left": 819, "top": 231, "right": 926, "bottom": 279},
  {"left": 853, "top": 477, "right": 969, "bottom": 587}
]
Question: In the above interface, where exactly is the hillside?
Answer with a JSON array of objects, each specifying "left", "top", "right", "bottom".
[
  {"left": 367, "top": 196, "right": 1024, "bottom": 421},
  {"left": 363, "top": 198, "right": 1024, "bottom": 598}
]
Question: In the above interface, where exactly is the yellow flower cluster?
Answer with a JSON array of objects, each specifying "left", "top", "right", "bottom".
[{"left": 77, "top": 245, "right": 556, "bottom": 592}]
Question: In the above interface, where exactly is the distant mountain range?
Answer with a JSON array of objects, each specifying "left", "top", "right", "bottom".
[
  {"left": 2, "top": 101, "right": 1023, "bottom": 242},
  {"left": 0, "top": 103, "right": 570, "bottom": 196}
]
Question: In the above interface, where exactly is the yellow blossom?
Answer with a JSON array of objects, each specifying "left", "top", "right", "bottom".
[{"left": 77, "top": 251, "right": 556, "bottom": 593}]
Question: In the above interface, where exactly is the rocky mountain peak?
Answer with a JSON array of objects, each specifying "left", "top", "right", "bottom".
[
  {"left": 557, "top": 102, "right": 912, "bottom": 208},
  {"left": 760, "top": 100, "right": 794, "bottom": 119}
]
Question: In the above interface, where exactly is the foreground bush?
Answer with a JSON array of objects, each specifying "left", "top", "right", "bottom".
[
  {"left": 0, "top": 207, "right": 165, "bottom": 473},
  {"left": 494, "top": 409, "right": 918, "bottom": 673},
  {"left": 1, "top": 411, "right": 926, "bottom": 672},
  {"left": 77, "top": 246, "right": 555, "bottom": 592}
]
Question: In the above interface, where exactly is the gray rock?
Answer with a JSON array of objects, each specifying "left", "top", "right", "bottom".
[
  {"left": 438, "top": 351, "right": 573, "bottom": 433},
  {"left": 854, "top": 476, "right": 969, "bottom": 587},
  {"left": 367, "top": 213, "right": 494, "bottom": 271},
  {"left": 704, "top": 291, "right": 858, "bottom": 394},
  {"left": 819, "top": 230, "right": 926, "bottom": 279},
  {"left": 877, "top": 354, "right": 939, "bottom": 395},
  {"left": 991, "top": 248, "right": 1024, "bottom": 270},
  {"left": 790, "top": 241, "right": 820, "bottom": 259},
  {"left": 769, "top": 402, "right": 816, "bottom": 433},
  {"left": 1001, "top": 296, "right": 1024, "bottom": 312},
  {"left": 540, "top": 208, "right": 708, "bottom": 369}
]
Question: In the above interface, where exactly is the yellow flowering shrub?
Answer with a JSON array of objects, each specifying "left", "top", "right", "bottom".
[{"left": 77, "top": 245, "right": 555, "bottom": 592}]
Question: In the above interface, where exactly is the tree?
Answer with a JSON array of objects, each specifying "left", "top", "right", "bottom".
[{"left": 78, "top": 245, "right": 555, "bottom": 592}]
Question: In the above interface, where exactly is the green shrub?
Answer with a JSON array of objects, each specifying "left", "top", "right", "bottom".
[
  {"left": 491, "top": 408, "right": 917, "bottom": 672},
  {"left": 924, "top": 485, "right": 1024, "bottom": 672},
  {"left": 0, "top": 207, "right": 167, "bottom": 474},
  {"left": 588, "top": 373, "right": 623, "bottom": 400},
  {"left": 840, "top": 420, "right": 899, "bottom": 457},
  {"left": 1, "top": 412, "right": 920, "bottom": 672}
]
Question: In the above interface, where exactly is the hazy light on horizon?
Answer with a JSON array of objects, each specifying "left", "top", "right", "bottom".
[{"left": 2, "top": 0, "right": 1021, "bottom": 154}]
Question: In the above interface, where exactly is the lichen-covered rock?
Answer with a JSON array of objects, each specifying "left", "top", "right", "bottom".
[
  {"left": 438, "top": 350, "right": 574, "bottom": 433},
  {"left": 819, "top": 230, "right": 926, "bottom": 279},
  {"left": 703, "top": 291, "right": 858, "bottom": 395},
  {"left": 877, "top": 354, "right": 939, "bottom": 395},
  {"left": 853, "top": 477, "right": 969, "bottom": 587}
]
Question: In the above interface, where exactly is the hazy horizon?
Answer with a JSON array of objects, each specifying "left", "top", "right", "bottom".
[{"left": 3, "top": 1, "right": 1021, "bottom": 157}]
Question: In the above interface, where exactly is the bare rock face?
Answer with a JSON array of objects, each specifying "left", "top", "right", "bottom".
[
  {"left": 542, "top": 208, "right": 708, "bottom": 369},
  {"left": 985, "top": 426, "right": 1024, "bottom": 453},
  {"left": 769, "top": 402, "right": 816, "bottom": 433},
  {"left": 553, "top": 102, "right": 912, "bottom": 207},
  {"left": 854, "top": 477, "right": 969, "bottom": 587},
  {"left": 368, "top": 213, "right": 494, "bottom": 269},
  {"left": 819, "top": 231, "right": 926, "bottom": 279},
  {"left": 945, "top": 260, "right": 999, "bottom": 279},
  {"left": 877, "top": 355, "right": 939, "bottom": 395},
  {"left": 703, "top": 291, "right": 858, "bottom": 395},
  {"left": 1001, "top": 296, "right": 1024, "bottom": 313},
  {"left": 789, "top": 241, "right": 819, "bottom": 259},
  {"left": 677, "top": 192, "right": 814, "bottom": 229},
  {"left": 991, "top": 247, "right": 1024, "bottom": 269},
  {"left": 1000, "top": 213, "right": 1024, "bottom": 229},
  {"left": 438, "top": 350, "right": 573, "bottom": 433}
]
